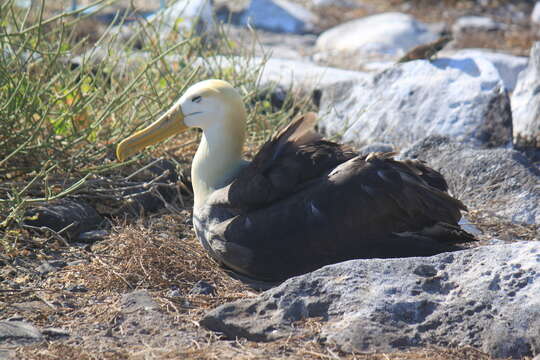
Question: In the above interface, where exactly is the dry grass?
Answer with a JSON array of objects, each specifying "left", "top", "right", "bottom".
[
  {"left": 73, "top": 211, "right": 253, "bottom": 297},
  {"left": 466, "top": 209, "right": 539, "bottom": 244},
  {"left": 451, "top": 29, "right": 537, "bottom": 57},
  {"left": 126, "top": 341, "right": 497, "bottom": 360},
  {"left": 312, "top": 6, "right": 371, "bottom": 31},
  {"left": 15, "top": 341, "right": 500, "bottom": 360}
]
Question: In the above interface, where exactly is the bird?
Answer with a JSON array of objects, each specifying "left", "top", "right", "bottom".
[
  {"left": 397, "top": 35, "right": 453, "bottom": 63},
  {"left": 116, "top": 79, "right": 475, "bottom": 282}
]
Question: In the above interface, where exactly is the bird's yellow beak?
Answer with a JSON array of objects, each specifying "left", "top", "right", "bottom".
[{"left": 116, "top": 104, "right": 188, "bottom": 162}]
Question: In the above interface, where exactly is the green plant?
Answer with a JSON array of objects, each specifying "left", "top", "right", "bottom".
[{"left": 0, "top": 0, "right": 311, "bottom": 247}]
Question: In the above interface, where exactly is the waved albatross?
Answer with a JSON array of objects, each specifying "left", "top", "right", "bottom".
[{"left": 116, "top": 79, "right": 475, "bottom": 281}]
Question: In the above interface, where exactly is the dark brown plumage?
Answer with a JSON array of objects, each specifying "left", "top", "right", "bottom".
[{"left": 198, "top": 113, "right": 475, "bottom": 281}]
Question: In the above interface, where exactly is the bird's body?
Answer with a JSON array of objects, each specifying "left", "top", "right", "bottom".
[
  {"left": 397, "top": 35, "right": 453, "bottom": 63},
  {"left": 117, "top": 80, "right": 475, "bottom": 281}
]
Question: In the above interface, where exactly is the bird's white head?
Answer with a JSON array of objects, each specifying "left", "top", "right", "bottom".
[
  {"left": 116, "top": 79, "right": 248, "bottom": 209},
  {"left": 180, "top": 79, "right": 246, "bottom": 132},
  {"left": 116, "top": 79, "right": 246, "bottom": 162}
]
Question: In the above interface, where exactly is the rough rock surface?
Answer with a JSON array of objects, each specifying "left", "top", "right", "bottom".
[
  {"left": 239, "top": 0, "right": 318, "bottom": 34},
  {"left": 318, "top": 56, "right": 512, "bottom": 149},
  {"left": 443, "top": 48, "right": 528, "bottom": 91},
  {"left": 402, "top": 136, "right": 540, "bottom": 225},
  {"left": 315, "top": 12, "right": 438, "bottom": 63},
  {"left": 511, "top": 42, "right": 540, "bottom": 148},
  {"left": 202, "top": 241, "right": 540, "bottom": 359}
]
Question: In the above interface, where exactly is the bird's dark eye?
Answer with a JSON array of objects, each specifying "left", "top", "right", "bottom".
[{"left": 192, "top": 96, "right": 202, "bottom": 103}]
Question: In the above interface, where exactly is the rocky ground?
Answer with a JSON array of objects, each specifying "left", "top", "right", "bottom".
[{"left": 1, "top": 0, "right": 540, "bottom": 359}]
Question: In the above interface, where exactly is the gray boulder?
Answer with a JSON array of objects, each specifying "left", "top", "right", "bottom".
[
  {"left": 315, "top": 12, "right": 438, "bottom": 66},
  {"left": 202, "top": 241, "right": 540, "bottom": 359},
  {"left": 239, "top": 0, "right": 318, "bottom": 34},
  {"left": 512, "top": 42, "right": 540, "bottom": 148},
  {"left": 318, "top": 56, "right": 512, "bottom": 149},
  {"left": 402, "top": 136, "right": 540, "bottom": 225}
]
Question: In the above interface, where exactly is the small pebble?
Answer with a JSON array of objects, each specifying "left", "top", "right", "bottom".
[
  {"left": 168, "top": 288, "right": 182, "bottom": 297},
  {"left": 37, "top": 260, "right": 66, "bottom": 274},
  {"left": 67, "top": 284, "right": 88, "bottom": 293},
  {"left": 76, "top": 230, "right": 109, "bottom": 243},
  {"left": 189, "top": 280, "right": 216, "bottom": 296}
]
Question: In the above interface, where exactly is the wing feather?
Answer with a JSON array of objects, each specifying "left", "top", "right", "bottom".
[
  {"left": 208, "top": 150, "right": 474, "bottom": 280},
  {"left": 226, "top": 112, "right": 355, "bottom": 210}
]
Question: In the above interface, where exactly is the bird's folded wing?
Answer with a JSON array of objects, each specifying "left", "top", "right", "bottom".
[{"left": 223, "top": 112, "right": 356, "bottom": 210}]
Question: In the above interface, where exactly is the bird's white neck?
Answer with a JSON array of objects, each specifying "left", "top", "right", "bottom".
[{"left": 191, "top": 122, "right": 246, "bottom": 210}]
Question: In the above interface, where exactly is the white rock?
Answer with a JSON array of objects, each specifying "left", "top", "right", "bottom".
[
  {"left": 148, "top": 0, "right": 215, "bottom": 41},
  {"left": 532, "top": 2, "right": 540, "bottom": 24},
  {"left": 240, "top": 0, "right": 318, "bottom": 34},
  {"left": 195, "top": 56, "right": 369, "bottom": 96},
  {"left": 361, "top": 61, "right": 394, "bottom": 72},
  {"left": 511, "top": 42, "right": 540, "bottom": 148},
  {"left": 315, "top": 12, "right": 438, "bottom": 64},
  {"left": 257, "top": 57, "right": 369, "bottom": 93},
  {"left": 442, "top": 48, "right": 528, "bottom": 91},
  {"left": 318, "top": 57, "right": 512, "bottom": 149},
  {"left": 452, "top": 15, "right": 505, "bottom": 34}
]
